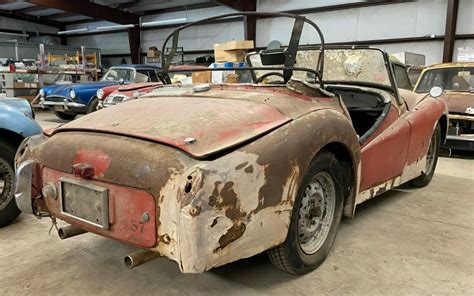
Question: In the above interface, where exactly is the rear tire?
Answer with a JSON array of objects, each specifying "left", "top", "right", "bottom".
[
  {"left": 0, "top": 140, "right": 21, "bottom": 227},
  {"left": 410, "top": 123, "right": 441, "bottom": 187},
  {"left": 267, "top": 151, "right": 344, "bottom": 274},
  {"left": 54, "top": 111, "right": 77, "bottom": 121}
]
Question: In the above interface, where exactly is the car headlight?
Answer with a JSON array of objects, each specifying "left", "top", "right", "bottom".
[
  {"left": 97, "top": 88, "right": 104, "bottom": 100},
  {"left": 69, "top": 89, "right": 76, "bottom": 99},
  {"left": 39, "top": 88, "right": 45, "bottom": 97}
]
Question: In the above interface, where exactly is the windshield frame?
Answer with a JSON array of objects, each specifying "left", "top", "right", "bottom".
[
  {"left": 160, "top": 12, "right": 326, "bottom": 87},
  {"left": 158, "top": 13, "right": 402, "bottom": 105},
  {"left": 101, "top": 67, "right": 137, "bottom": 83},
  {"left": 281, "top": 45, "right": 402, "bottom": 104}
]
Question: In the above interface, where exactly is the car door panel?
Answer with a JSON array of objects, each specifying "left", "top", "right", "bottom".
[
  {"left": 359, "top": 104, "right": 411, "bottom": 192},
  {"left": 401, "top": 97, "right": 446, "bottom": 181}
]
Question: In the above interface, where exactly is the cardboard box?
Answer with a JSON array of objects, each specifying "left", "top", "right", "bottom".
[
  {"left": 214, "top": 50, "right": 248, "bottom": 62},
  {"left": 225, "top": 74, "right": 239, "bottom": 83},
  {"left": 192, "top": 71, "right": 212, "bottom": 84},
  {"left": 13, "top": 81, "right": 38, "bottom": 89},
  {"left": 147, "top": 49, "right": 161, "bottom": 58},
  {"left": 213, "top": 40, "right": 254, "bottom": 62},
  {"left": 214, "top": 40, "right": 254, "bottom": 51}
]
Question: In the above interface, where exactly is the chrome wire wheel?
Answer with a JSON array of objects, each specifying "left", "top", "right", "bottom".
[
  {"left": 425, "top": 130, "right": 439, "bottom": 175},
  {"left": 0, "top": 158, "right": 14, "bottom": 211},
  {"left": 297, "top": 171, "right": 336, "bottom": 255}
]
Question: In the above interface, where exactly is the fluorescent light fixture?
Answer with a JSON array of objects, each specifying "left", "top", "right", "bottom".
[
  {"left": 141, "top": 18, "right": 187, "bottom": 27},
  {"left": 96, "top": 24, "right": 135, "bottom": 30},
  {"left": 58, "top": 28, "right": 89, "bottom": 35},
  {"left": 0, "top": 32, "right": 28, "bottom": 37}
]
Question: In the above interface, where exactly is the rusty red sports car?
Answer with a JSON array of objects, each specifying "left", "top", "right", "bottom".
[{"left": 14, "top": 13, "right": 448, "bottom": 274}]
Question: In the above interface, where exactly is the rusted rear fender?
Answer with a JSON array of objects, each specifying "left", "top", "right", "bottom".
[{"left": 172, "top": 108, "right": 360, "bottom": 272}]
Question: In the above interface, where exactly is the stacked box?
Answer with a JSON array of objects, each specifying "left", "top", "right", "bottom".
[{"left": 213, "top": 40, "right": 254, "bottom": 62}]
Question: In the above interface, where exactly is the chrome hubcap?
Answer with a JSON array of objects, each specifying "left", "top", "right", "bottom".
[
  {"left": 0, "top": 158, "right": 14, "bottom": 211},
  {"left": 297, "top": 171, "right": 336, "bottom": 254}
]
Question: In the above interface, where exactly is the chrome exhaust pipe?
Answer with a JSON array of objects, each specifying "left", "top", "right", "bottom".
[
  {"left": 124, "top": 250, "right": 160, "bottom": 269},
  {"left": 58, "top": 225, "right": 88, "bottom": 239}
]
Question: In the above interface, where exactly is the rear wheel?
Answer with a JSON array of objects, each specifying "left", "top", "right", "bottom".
[
  {"left": 0, "top": 140, "right": 21, "bottom": 227},
  {"left": 54, "top": 111, "right": 77, "bottom": 121},
  {"left": 267, "top": 151, "right": 344, "bottom": 274},
  {"left": 410, "top": 123, "right": 441, "bottom": 187}
]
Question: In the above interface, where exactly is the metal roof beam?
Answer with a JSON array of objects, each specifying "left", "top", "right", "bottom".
[{"left": 25, "top": 0, "right": 139, "bottom": 24}]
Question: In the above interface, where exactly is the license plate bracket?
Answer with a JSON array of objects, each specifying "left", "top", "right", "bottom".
[{"left": 59, "top": 178, "right": 109, "bottom": 229}]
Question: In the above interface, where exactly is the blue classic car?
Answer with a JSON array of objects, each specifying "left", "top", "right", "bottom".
[
  {"left": 0, "top": 98, "right": 42, "bottom": 227},
  {"left": 39, "top": 64, "right": 162, "bottom": 120}
]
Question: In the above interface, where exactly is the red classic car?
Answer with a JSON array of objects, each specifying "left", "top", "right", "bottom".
[
  {"left": 97, "top": 82, "right": 161, "bottom": 108},
  {"left": 96, "top": 65, "right": 207, "bottom": 108},
  {"left": 15, "top": 13, "right": 448, "bottom": 275}
]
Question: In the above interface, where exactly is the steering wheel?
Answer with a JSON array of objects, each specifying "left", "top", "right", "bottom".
[{"left": 256, "top": 72, "right": 285, "bottom": 84}]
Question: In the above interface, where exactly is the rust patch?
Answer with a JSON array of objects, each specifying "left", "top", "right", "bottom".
[
  {"left": 189, "top": 206, "right": 201, "bottom": 217},
  {"left": 210, "top": 217, "right": 219, "bottom": 228},
  {"left": 244, "top": 165, "right": 254, "bottom": 173},
  {"left": 375, "top": 186, "right": 387, "bottom": 196},
  {"left": 158, "top": 233, "right": 171, "bottom": 244},
  {"left": 207, "top": 181, "right": 248, "bottom": 249},
  {"left": 215, "top": 222, "right": 246, "bottom": 252}
]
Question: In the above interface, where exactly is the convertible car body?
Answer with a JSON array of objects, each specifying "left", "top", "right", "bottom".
[
  {"left": 414, "top": 62, "right": 474, "bottom": 151},
  {"left": 15, "top": 13, "right": 448, "bottom": 274}
]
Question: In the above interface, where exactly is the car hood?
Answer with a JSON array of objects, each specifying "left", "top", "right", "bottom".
[
  {"left": 442, "top": 91, "right": 474, "bottom": 114},
  {"left": 48, "top": 96, "right": 291, "bottom": 158},
  {"left": 44, "top": 81, "right": 115, "bottom": 96}
]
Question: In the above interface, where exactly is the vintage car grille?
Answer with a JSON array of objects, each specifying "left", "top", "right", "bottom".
[
  {"left": 448, "top": 113, "right": 474, "bottom": 136},
  {"left": 105, "top": 94, "right": 127, "bottom": 104},
  {"left": 46, "top": 96, "right": 73, "bottom": 103}
]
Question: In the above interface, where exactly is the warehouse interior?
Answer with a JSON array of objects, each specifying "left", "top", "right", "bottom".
[{"left": 0, "top": 0, "right": 473, "bottom": 295}]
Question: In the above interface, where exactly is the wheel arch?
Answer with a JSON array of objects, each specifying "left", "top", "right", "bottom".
[
  {"left": 438, "top": 114, "right": 448, "bottom": 144},
  {"left": 320, "top": 141, "right": 359, "bottom": 218},
  {"left": 0, "top": 128, "right": 25, "bottom": 149}
]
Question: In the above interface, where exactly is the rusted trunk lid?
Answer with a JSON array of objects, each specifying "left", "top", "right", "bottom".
[
  {"left": 442, "top": 92, "right": 474, "bottom": 114},
  {"left": 50, "top": 96, "right": 293, "bottom": 158}
]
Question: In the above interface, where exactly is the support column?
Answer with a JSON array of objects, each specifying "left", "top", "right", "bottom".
[
  {"left": 442, "top": 0, "right": 459, "bottom": 63},
  {"left": 128, "top": 26, "right": 141, "bottom": 64}
]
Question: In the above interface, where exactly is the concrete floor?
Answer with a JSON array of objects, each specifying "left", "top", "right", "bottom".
[{"left": 1, "top": 110, "right": 473, "bottom": 295}]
